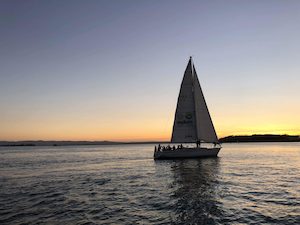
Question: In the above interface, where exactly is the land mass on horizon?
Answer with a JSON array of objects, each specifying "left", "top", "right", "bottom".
[
  {"left": 219, "top": 134, "right": 300, "bottom": 143},
  {"left": 0, "top": 134, "right": 299, "bottom": 147}
]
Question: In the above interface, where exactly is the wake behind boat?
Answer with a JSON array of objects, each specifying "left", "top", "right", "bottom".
[{"left": 154, "top": 57, "right": 221, "bottom": 159}]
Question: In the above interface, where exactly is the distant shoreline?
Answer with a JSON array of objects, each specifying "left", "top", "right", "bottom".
[
  {"left": 0, "top": 135, "right": 299, "bottom": 147},
  {"left": 0, "top": 140, "right": 169, "bottom": 147},
  {"left": 219, "top": 134, "right": 300, "bottom": 143}
]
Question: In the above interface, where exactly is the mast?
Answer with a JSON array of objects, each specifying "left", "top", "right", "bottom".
[{"left": 190, "top": 56, "right": 199, "bottom": 142}]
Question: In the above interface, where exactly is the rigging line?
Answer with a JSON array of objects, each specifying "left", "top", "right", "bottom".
[{"left": 191, "top": 57, "right": 199, "bottom": 142}]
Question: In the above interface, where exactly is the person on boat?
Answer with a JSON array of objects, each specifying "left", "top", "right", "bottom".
[
  {"left": 196, "top": 140, "right": 200, "bottom": 147},
  {"left": 172, "top": 146, "right": 175, "bottom": 150},
  {"left": 158, "top": 144, "right": 161, "bottom": 151}
]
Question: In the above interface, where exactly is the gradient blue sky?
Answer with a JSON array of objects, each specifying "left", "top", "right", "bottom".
[{"left": 1, "top": 0, "right": 300, "bottom": 141}]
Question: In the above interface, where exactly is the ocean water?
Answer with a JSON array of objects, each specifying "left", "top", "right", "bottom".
[{"left": 0, "top": 143, "right": 299, "bottom": 225}]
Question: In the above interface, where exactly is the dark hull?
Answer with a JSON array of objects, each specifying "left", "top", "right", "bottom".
[{"left": 154, "top": 147, "right": 221, "bottom": 160}]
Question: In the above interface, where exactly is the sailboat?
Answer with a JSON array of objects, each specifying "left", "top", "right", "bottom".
[{"left": 154, "top": 57, "right": 221, "bottom": 159}]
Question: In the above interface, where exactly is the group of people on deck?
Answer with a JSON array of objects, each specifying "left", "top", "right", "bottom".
[
  {"left": 155, "top": 141, "right": 219, "bottom": 152},
  {"left": 155, "top": 144, "right": 183, "bottom": 152}
]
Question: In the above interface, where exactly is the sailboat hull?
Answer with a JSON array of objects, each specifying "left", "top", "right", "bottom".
[{"left": 153, "top": 147, "right": 220, "bottom": 160}]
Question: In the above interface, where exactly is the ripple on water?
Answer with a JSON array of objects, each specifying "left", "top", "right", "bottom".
[{"left": 0, "top": 143, "right": 300, "bottom": 224}]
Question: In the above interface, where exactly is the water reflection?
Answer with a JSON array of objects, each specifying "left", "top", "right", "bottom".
[{"left": 169, "top": 158, "right": 223, "bottom": 225}]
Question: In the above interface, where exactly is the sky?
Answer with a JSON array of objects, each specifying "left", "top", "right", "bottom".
[{"left": 1, "top": 0, "right": 300, "bottom": 141}]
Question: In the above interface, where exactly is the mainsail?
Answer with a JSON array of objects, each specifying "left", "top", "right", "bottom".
[
  {"left": 171, "top": 59, "right": 197, "bottom": 142},
  {"left": 171, "top": 57, "right": 219, "bottom": 143}
]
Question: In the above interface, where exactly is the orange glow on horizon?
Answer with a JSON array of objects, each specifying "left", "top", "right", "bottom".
[
  {"left": 1, "top": 119, "right": 299, "bottom": 141},
  {"left": 1, "top": 99, "right": 299, "bottom": 141}
]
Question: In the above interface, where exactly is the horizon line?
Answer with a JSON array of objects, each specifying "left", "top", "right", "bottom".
[{"left": 1, "top": 133, "right": 299, "bottom": 143}]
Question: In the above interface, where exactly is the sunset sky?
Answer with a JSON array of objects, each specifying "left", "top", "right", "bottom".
[{"left": 1, "top": 0, "right": 300, "bottom": 141}]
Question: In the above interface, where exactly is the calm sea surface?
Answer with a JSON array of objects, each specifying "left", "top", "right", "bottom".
[{"left": 0, "top": 143, "right": 299, "bottom": 225}]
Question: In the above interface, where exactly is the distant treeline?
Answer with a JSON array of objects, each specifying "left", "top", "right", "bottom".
[
  {"left": 0, "top": 141, "right": 122, "bottom": 147},
  {"left": 0, "top": 140, "right": 167, "bottom": 147},
  {"left": 219, "top": 134, "right": 300, "bottom": 143}
]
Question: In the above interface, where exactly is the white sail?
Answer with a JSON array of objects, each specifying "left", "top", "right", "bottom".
[
  {"left": 171, "top": 59, "right": 197, "bottom": 143},
  {"left": 171, "top": 58, "right": 219, "bottom": 143},
  {"left": 193, "top": 65, "right": 219, "bottom": 143}
]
